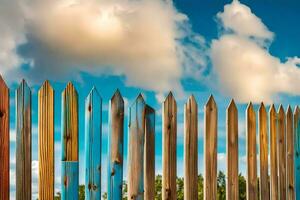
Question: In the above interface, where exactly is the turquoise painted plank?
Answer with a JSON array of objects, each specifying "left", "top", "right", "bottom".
[
  {"left": 107, "top": 90, "right": 124, "bottom": 200},
  {"left": 128, "top": 94, "right": 146, "bottom": 200},
  {"left": 16, "top": 80, "right": 32, "bottom": 200},
  {"left": 294, "top": 107, "right": 300, "bottom": 200},
  {"left": 85, "top": 87, "right": 102, "bottom": 200},
  {"left": 62, "top": 161, "right": 79, "bottom": 200}
]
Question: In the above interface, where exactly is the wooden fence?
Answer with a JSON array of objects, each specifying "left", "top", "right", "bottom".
[{"left": 0, "top": 76, "right": 300, "bottom": 200}]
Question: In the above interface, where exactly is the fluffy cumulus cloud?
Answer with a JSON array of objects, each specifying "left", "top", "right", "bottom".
[
  {"left": 0, "top": 0, "right": 207, "bottom": 96},
  {"left": 211, "top": 0, "right": 300, "bottom": 103}
]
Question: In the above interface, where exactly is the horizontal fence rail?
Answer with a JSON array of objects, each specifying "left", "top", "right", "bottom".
[{"left": 0, "top": 77, "right": 299, "bottom": 200}]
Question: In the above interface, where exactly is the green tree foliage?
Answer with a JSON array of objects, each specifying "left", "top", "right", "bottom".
[{"left": 55, "top": 172, "right": 247, "bottom": 200}]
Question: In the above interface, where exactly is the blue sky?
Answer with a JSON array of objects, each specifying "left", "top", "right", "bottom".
[{"left": 1, "top": 0, "right": 300, "bottom": 199}]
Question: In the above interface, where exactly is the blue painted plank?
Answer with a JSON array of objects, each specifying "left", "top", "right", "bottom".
[
  {"left": 128, "top": 94, "right": 146, "bottom": 200},
  {"left": 294, "top": 107, "right": 300, "bottom": 200},
  {"left": 107, "top": 90, "right": 124, "bottom": 200},
  {"left": 16, "top": 80, "right": 32, "bottom": 200},
  {"left": 62, "top": 161, "right": 79, "bottom": 200},
  {"left": 85, "top": 87, "right": 102, "bottom": 200}
]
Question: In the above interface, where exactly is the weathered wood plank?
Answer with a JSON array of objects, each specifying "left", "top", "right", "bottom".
[
  {"left": 62, "top": 161, "right": 79, "bottom": 200},
  {"left": 162, "top": 92, "right": 177, "bottom": 200},
  {"left": 61, "top": 82, "right": 79, "bottom": 200},
  {"left": 259, "top": 103, "right": 270, "bottom": 200},
  {"left": 246, "top": 103, "right": 257, "bottom": 200},
  {"left": 0, "top": 75, "right": 9, "bottom": 200},
  {"left": 38, "top": 81, "right": 54, "bottom": 200},
  {"left": 286, "top": 106, "right": 295, "bottom": 200},
  {"left": 85, "top": 87, "right": 102, "bottom": 200},
  {"left": 128, "top": 94, "right": 146, "bottom": 200},
  {"left": 226, "top": 100, "right": 238, "bottom": 200},
  {"left": 61, "top": 82, "right": 78, "bottom": 161},
  {"left": 294, "top": 106, "right": 300, "bottom": 200},
  {"left": 16, "top": 79, "right": 32, "bottom": 200},
  {"left": 204, "top": 95, "right": 217, "bottom": 200},
  {"left": 270, "top": 105, "right": 279, "bottom": 200},
  {"left": 278, "top": 105, "right": 287, "bottom": 200},
  {"left": 184, "top": 95, "right": 198, "bottom": 200},
  {"left": 144, "top": 105, "right": 155, "bottom": 200},
  {"left": 107, "top": 90, "right": 124, "bottom": 200}
]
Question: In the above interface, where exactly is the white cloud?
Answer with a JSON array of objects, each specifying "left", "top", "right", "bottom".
[
  {"left": 0, "top": 0, "right": 207, "bottom": 97},
  {"left": 211, "top": 0, "right": 300, "bottom": 103}
]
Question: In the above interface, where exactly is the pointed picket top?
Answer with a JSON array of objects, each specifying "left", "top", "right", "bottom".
[
  {"left": 87, "top": 86, "right": 101, "bottom": 100},
  {"left": 0, "top": 75, "right": 8, "bottom": 90},
  {"left": 63, "top": 82, "right": 78, "bottom": 96},
  {"left": 186, "top": 94, "right": 197, "bottom": 108},
  {"left": 17, "top": 79, "right": 30, "bottom": 90},
  {"left": 278, "top": 104, "right": 285, "bottom": 116},
  {"left": 259, "top": 102, "right": 266, "bottom": 113},
  {"left": 293, "top": 106, "right": 299, "bottom": 115},
  {"left": 206, "top": 95, "right": 217, "bottom": 107},
  {"left": 39, "top": 80, "right": 53, "bottom": 94},
  {"left": 286, "top": 105, "right": 293, "bottom": 116},
  {"left": 227, "top": 99, "right": 237, "bottom": 112},
  {"left": 111, "top": 89, "right": 124, "bottom": 103},
  {"left": 164, "top": 91, "right": 176, "bottom": 103},
  {"left": 131, "top": 93, "right": 145, "bottom": 107},
  {"left": 246, "top": 102, "right": 255, "bottom": 115}
]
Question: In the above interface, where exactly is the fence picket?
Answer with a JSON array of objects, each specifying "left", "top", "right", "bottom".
[
  {"left": 38, "top": 81, "right": 54, "bottom": 199},
  {"left": 85, "top": 87, "right": 102, "bottom": 200},
  {"left": 16, "top": 80, "right": 32, "bottom": 200},
  {"left": 0, "top": 76, "right": 9, "bottom": 200},
  {"left": 226, "top": 100, "right": 238, "bottom": 200},
  {"left": 61, "top": 82, "right": 79, "bottom": 200},
  {"left": 246, "top": 103, "right": 257, "bottom": 200},
  {"left": 286, "top": 106, "right": 295, "bottom": 200},
  {"left": 184, "top": 95, "right": 198, "bottom": 200},
  {"left": 270, "top": 105, "right": 279, "bottom": 200},
  {"left": 278, "top": 105, "right": 287, "bottom": 199},
  {"left": 259, "top": 103, "right": 270, "bottom": 199},
  {"left": 294, "top": 106, "right": 300, "bottom": 200},
  {"left": 128, "top": 94, "right": 146, "bottom": 200},
  {"left": 204, "top": 95, "right": 217, "bottom": 200},
  {"left": 144, "top": 105, "right": 155, "bottom": 200},
  {"left": 162, "top": 92, "right": 177, "bottom": 200},
  {"left": 107, "top": 90, "right": 124, "bottom": 200}
]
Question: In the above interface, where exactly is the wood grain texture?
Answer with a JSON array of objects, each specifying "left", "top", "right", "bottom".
[
  {"left": 62, "top": 161, "right": 79, "bottom": 200},
  {"left": 107, "top": 90, "right": 124, "bottom": 200},
  {"left": 85, "top": 87, "right": 102, "bottom": 200},
  {"left": 204, "top": 95, "right": 217, "bottom": 200},
  {"left": 270, "top": 105, "right": 279, "bottom": 200},
  {"left": 0, "top": 75, "right": 9, "bottom": 200},
  {"left": 286, "top": 106, "right": 295, "bottom": 200},
  {"left": 16, "top": 80, "right": 32, "bottom": 200},
  {"left": 38, "top": 81, "right": 54, "bottom": 200},
  {"left": 278, "top": 105, "right": 287, "bottom": 200},
  {"left": 294, "top": 107, "right": 300, "bottom": 200},
  {"left": 144, "top": 105, "right": 155, "bottom": 200},
  {"left": 184, "top": 95, "right": 198, "bottom": 200},
  {"left": 259, "top": 103, "right": 270, "bottom": 200},
  {"left": 226, "top": 100, "right": 238, "bottom": 200},
  {"left": 128, "top": 94, "right": 146, "bottom": 200},
  {"left": 162, "top": 92, "right": 177, "bottom": 200},
  {"left": 61, "top": 82, "right": 78, "bottom": 161},
  {"left": 246, "top": 103, "right": 257, "bottom": 200}
]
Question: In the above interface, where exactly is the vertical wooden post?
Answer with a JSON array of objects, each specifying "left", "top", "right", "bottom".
[
  {"left": 16, "top": 80, "right": 32, "bottom": 200},
  {"left": 246, "top": 103, "right": 257, "bottom": 200},
  {"left": 107, "top": 90, "right": 124, "bottom": 200},
  {"left": 144, "top": 105, "right": 155, "bottom": 200},
  {"left": 38, "top": 81, "right": 54, "bottom": 199},
  {"left": 286, "top": 106, "right": 295, "bottom": 200},
  {"left": 270, "top": 105, "right": 279, "bottom": 200},
  {"left": 294, "top": 106, "right": 300, "bottom": 200},
  {"left": 226, "top": 100, "right": 238, "bottom": 200},
  {"left": 204, "top": 95, "right": 217, "bottom": 200},
  {"left": 278, "top": 105, "right": 287, "bottom": 200},
  {"left": 162, "top": 92, "right": 177, "bottom": 200},
  {"left": 0, "top": 76, "right": 9, "bottom": 200},
  {"left": 61, "top": 82, "right": 79, "bottom": 200},
  {"left": 259, "top": 103, "right": 270, "bottom": 199},
  {"left": 184, "top": 95, "right": 198, "bottom": 200},
  {"left": 85, "top": 87, "right": 102, "bottom": 200},
  {"left": 128, "top": 94, "right": 146, "bottom": 200}
]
